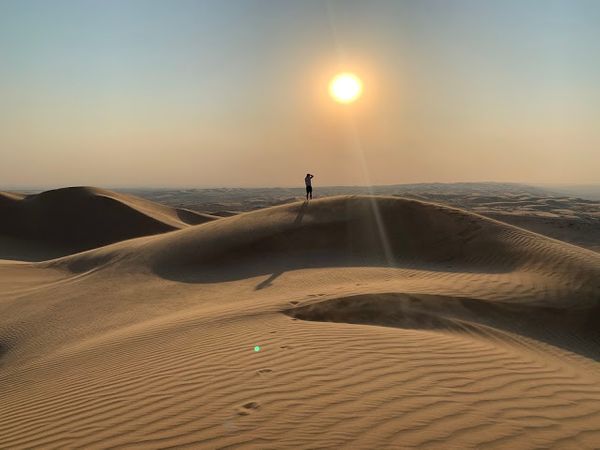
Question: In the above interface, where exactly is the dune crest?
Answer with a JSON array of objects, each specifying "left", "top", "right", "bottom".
[{"left": 0, "top": 186, "right": 219, "bottom": 258}]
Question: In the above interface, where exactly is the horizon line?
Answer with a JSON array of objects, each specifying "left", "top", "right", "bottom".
[{"left": 2, "top": 181, "right": 599, "bottom": 192}]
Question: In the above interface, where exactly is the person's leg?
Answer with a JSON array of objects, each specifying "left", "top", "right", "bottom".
[
  {"left": 306, "top": 186, "right": 309, "bottom": 200},
  {"left": 309, "top": 186, "right": 313, "bottom": 199}
]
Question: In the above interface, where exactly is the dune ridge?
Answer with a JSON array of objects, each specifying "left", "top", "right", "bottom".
[
  {"left": 1, "top": 195, "right": 599, "bottom": 449},
  {"left": 0, "top": 186, "right": 219, "bottom": 256}
]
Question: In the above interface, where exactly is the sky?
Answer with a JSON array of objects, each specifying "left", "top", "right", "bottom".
[{"left": 1, "top": 0, "right": 599, "bottom": 188}]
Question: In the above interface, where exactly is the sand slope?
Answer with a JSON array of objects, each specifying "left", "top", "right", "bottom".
[
  {"left": 0, "top": 195, "right": 599, "bottom": 449},
  {"left": 0, "top": 186, "right": 219, "bottom": 258},
  {"left": 121, "top": 183, "right": 600, "bottom": 253}
]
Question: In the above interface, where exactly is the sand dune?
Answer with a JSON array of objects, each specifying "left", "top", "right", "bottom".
[
  {"left": 0, "top": 195, "right": 599, "bottom": 449},
  {"left": 0, "top": 186, "right": 219, "bottom": 259},
  {"left": 125, "top": 183, "right": 600, "bottom": 253}
]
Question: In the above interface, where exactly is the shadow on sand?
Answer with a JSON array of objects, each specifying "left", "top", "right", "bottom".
[
  {"left": 284, "top": 292, "right": 600, "bottom": 362},
  {"left": 254, "top": 201, "right": 309, "bottom": 290},
  {"left": 153, "top": 199, "right": 520, "bottom": 287}
]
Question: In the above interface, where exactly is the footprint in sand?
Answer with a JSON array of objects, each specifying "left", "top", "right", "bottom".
[
  {"left": 257, "top": 368, "right": 273, "bottom": 375},
  {"left": 237, "top": 401, "right": 260, "bottom": 415}
]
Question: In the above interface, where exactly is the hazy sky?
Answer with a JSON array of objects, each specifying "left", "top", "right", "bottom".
[{"left": 1, "top": 0, "right": 599, "bottom": 188}]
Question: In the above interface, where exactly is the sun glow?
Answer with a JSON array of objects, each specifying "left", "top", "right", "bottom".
[{"left": 329, "top": 72, "right": 363, "bottom": 104}]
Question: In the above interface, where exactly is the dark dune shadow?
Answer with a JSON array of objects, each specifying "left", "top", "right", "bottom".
[
  {"left": 283, "top": 293, "right": 600, "bottom": 362},
  {"left": 155, "top": 248, "right": 517, "bottom": 285},
  {"left": 0, "top": 236, "right": 74, "bottom": 262},
  {"left": 0, "top": 186, "right": 186, "bottom": 255},
  {"left": 154, "top": 198, "right": 520, "bottom": 285}
]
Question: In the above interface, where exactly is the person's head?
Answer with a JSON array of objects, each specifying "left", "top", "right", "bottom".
[{"left": 306, "top": 173, "right": 310, "bottom": 177}]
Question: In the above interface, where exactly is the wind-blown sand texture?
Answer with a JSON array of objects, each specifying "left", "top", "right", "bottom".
[{"left": 0, "top": 193, "right": 599, "bottom": 449}]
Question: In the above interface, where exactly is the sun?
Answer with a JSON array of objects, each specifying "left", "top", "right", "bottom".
[{"left": 329, "top": 72, "right": 363, "bottom": 104}]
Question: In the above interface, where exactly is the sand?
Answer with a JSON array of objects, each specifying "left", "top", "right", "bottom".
[
  {"left": 0, "top": 192, "right": 599, "bottom": 449},
  {"left": 0, "top": 186, "right": 219, "bottom": 259},
  {"left": 116, "top": 183, "right": 600, "bottom": 253}
]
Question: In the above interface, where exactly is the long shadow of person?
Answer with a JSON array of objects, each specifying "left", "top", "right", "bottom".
[{"left": 255, "top": 201, "right": 309, "bottom": 290}]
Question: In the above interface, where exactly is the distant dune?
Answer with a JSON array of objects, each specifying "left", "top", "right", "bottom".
[
  {"left": 0, "top": 195, "right": 598, "bottom": 448},
  {"left": 0, "top": 186, "right": 219, "bottom": 259}
]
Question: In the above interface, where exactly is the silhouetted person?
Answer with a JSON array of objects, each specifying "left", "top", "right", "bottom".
[{"left": 305, "top": 173, "right": 314, "bottom": 200}]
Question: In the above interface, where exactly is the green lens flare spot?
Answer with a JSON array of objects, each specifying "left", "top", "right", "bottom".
[{"left": 254, "top": 345, "right": 261, "bottom": 352}]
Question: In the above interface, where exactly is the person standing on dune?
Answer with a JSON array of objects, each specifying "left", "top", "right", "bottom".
[{"left": 305, "top": 173, "right": 314, "bottom": 200}]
